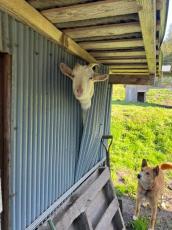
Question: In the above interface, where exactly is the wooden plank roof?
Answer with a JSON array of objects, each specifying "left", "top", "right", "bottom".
[{"left": 0, "top": 0, "right": 169, "bottom": 85}]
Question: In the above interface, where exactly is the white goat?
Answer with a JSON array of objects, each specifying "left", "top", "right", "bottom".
[{"left": 59, "top": 63, "right": 109, "bottom": 110}]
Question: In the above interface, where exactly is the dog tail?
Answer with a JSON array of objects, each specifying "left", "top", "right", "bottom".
[{"left": 160, "top": 163, "right": 172, "bottom": 170}]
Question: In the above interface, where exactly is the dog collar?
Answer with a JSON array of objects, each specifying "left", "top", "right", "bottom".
[
  {"left": 140, "top": 183, "right": 154, "bottom": 196},
  {"left": 144, "top": 188, "right": 152, "bottom": 196}
]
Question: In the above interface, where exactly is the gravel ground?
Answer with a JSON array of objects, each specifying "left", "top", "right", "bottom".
[{"left": 121, "top": 188, "right": 172, "bottom": 230}]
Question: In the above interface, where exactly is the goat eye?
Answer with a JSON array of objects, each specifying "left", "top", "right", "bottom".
[{"left": 146, "top": 172, "right": 150, "bottom": 175}]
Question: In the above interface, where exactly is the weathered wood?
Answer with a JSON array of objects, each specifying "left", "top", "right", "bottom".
[
  {"left": 95, "top": 198, "right": 119, "bottom": 230},
  {"left": 113, "top": 209, "right": 126, "bottom": 230},
  {"left": 109, "top": 74, "right": 154, "bottom": 85},
  {"left": 41, "top": 0, "right": 141, "bottom": 23},
  {"left": 159, "top": 0, "right": 168, "bottom": 44},
  {"left": 79, "top": 39, "right": 144, "bottom": 50},
  {"left": 110, "top": 69, "right": 149, "bottom": 73},
  {"left": 111, "top": 72, "right": 149, "bottom": 75},
  {"left": 85, "top": 190, "right": 109, "bottom": 229},
  {"left": 0, "top": 0, "right": 96, "bottom": 63},
  {"left": 90, "top": 51, "right": 146, "bottom": 58},
  {"left": 75, "top": 32, "right": 142, "bottom": 42},
  {"left": 56, "top": 14, "right": 139, "bottom": 29},
  {"left": 109, "top": 64, "right": 148, "bottom": 69},
  {"left": 136, "top": 0, "right": 156, "bottom": 74},
  {"left": 63, "top": 22, "right": 160, "bottom": 40},
  {"left": 27, "top": 0, "right": 92, "bottom": 10},
  {"left": 79, "top": 212, "right": 93, "bottom": 230},
  {"left": 103, "top": 181, "right": 115, "bottom": 204},
  {"left": 63, "top": 22, "right": 141, "bottom": 39},
  {"left": 158, "top": 0, "right": 168, "bottom": 75},
  {"left": 110, "top": 72, "right": 150, "bottom": 76},
  {"left": 27, "top": 0, "right": 162, "bottom": 11},
  {"left": 110, "top": 71, "right": 149, "bottom": 76},
  {"left": 100, "top": 59, "right": 147, "bottom": 64},
  {"left": 55, "top": 168, "right": 110, "bottom": 230}
]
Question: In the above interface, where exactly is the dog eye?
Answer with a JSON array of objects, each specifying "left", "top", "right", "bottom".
[{"left": 146, "top": 172, "right": 150, "bottom": 175}]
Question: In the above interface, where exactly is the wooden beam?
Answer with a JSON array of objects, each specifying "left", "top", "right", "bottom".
[
  {"left": 27, "top": 0, "right": 91, "bottom": 10},
  {"left": 95, "top": 198, "right": 119, "bottom": 230},
  {"left": 109, "top": 69, "right": 149, "bottom": 74},
  {"left": 55, "top": 168, "right": 110, "bottom": 230},
  {"left": 159, "top": 0, "right": 168, "bottom": 44},
  {"left": 110, "top": 72, "right": 150, "bottom": 75},
  {"left": 28, "top": 0, "right": 162, "bottom": 17},
  {"left": 109, "top": 64, "right": 148, "bottom": 69},
  {"left": 79, "top": 213, "right": 93, "bottom": 230},
  {"left": 100, "top": 59, "right": 147, "bottom": 64},
  {"left": 0, "top": 0, "right": 96, "bottom": 63},
  {"left": 0, "top": 54, "right": 11, "bottom": 230},
  {"left": 79, "top": 39, "right": 144, "bottom": 50},
  {"left": 63, "top": 22, "right": 141, "bottom": 39},
  {"left": 109, "top": 74, "right": 154, "bottom": 85},
  {"left": 41, "top": 0, "right": 142, "bottom": 23},
  {"left": 90, "top": 51, "right": 146, "bottom": 58},
  {"left": 56, "top": 14, "right": 139, "bottom": 29},
  {"left": 136, "top": 0, "right": 156, "bottom": 74},
  {"left": 158, "top": 0, "right": 168, "bottom": 75},
  {"left": 63, "top": 22, "right": 160, "bottom": 40},
  {"left": 75, "top": 32, "right": 142, "bottom": 42}
]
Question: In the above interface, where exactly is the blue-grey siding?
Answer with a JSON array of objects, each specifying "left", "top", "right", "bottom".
[{"left": 0, "top": 11, "right": 111, "bottom": 230}]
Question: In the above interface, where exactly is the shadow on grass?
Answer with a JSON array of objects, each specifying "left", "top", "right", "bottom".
[{"left": 112, "top": 100, "right": 172, "bottom": 109}]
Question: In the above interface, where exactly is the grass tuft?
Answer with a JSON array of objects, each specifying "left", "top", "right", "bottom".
[{"left": 128, "top": 217, "right": 149, "bottom": 230}]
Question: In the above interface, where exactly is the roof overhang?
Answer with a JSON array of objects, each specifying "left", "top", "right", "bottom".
[{"left": 0, "top": 0, "right": 169, "bottom": 85}]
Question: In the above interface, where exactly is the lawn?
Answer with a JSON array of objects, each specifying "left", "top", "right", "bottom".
[{"left": 110, "top": 85, "right": 172, "bottom": 197}]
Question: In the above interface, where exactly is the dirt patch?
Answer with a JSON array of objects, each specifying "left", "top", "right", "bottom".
[{"left": 121, "top": 188, "right": 172, "bottom": 230}]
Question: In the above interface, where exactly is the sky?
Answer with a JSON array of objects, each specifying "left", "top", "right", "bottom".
[{"left": 164, "top": 0, "right": 172, "bottom": 41}]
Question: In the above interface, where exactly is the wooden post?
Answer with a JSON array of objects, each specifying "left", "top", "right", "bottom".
[{"left": 0, "top": 53, "right": 11, "bottom": 230}]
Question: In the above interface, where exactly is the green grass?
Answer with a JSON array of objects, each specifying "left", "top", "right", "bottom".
[
  {"left": 147, "top": 88, "right": 172, "bottom": 106},
  {"left": 111, "top": 85, "right": 172, "bottom": 197},
  {"left": 112, "top": 85, "right": 172, "bottom": 106},
  {"left": 128, "top": 217, "right": 149, "bottom": 230}
]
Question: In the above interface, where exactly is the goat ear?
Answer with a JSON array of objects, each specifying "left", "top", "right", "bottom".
[
  {"left": 92, "top": 74, "right": 109, "bottom": 82},
  {"left": 141, "top": 159, "right": 147, "bottom": 168},
  {"left": 59, "top": 63, "right": 73, "bottom": 80},
  {"left": 153, "top": 165, "right": 159, "bottom": 177}
]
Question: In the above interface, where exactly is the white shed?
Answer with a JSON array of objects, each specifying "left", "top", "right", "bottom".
[{"left": 125, "top": 85, "right": 149, "bottom": 103}]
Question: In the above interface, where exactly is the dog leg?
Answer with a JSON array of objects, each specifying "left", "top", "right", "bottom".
[
  {"left": 160, "top": 195, "right": 167, "bottom": 209},
  {"left": 149, "top": 204, "right": 157, "bottom": 230},
  {"left": 133, "top": 198, "right": 141, "bottom": 220}
]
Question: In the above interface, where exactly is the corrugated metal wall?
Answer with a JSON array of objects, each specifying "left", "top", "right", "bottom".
[{"left": 0, "top": 11, "right": 111, "bottom": 230}]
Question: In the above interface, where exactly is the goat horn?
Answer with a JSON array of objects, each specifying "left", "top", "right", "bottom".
[{"left": 88, "top": 63, "right": 99, "bottom": 69}]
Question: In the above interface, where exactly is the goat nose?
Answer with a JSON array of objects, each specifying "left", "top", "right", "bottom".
[
  {"left": 137, "top": 174, "right": 141, "bottom": 179},
  {"left": 76, "top": 86, "right": 83, "bottom": 96}
]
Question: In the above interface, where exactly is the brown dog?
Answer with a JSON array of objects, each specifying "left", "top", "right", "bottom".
[{"left": 133, "top": 159, "right": 172, "bottom": 230}]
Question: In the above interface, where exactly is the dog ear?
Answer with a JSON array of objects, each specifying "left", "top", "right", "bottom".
[
  {"left": 153, "top": 165, "right": 159, "bottom": 177},
  {"left": 141, "top": 159, "right": 147, "bottom": 168}
]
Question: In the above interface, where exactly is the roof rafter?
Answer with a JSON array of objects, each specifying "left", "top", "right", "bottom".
[
  {"left": 63, "top": 22, "right": 141, "bottom": 39},
  {"left": 90, "top": 51, "right": 149, "bottom": 58},
  {"left": 109, "top": 74, "right": 154, "bottom": 85},
  {"left": 136, "top": 0, "right": 156, "bottom": 74},
  {"left": 0, "top": 0, "right": 96, "bottom": 63},
  {"left": 41, "top": 0, "right": 142, "bottom": 23},
  {"left": 79, "top": 39, "right": 144, "bottom": 50}
]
